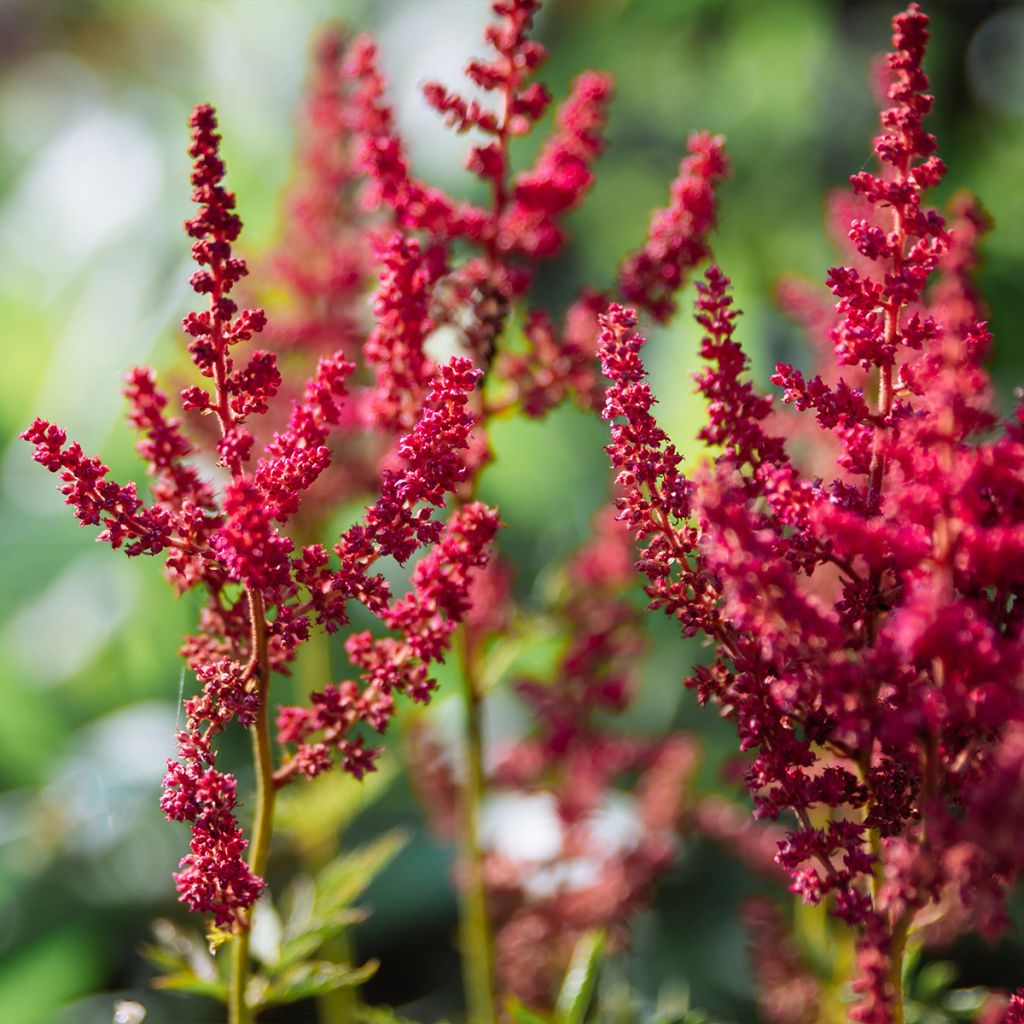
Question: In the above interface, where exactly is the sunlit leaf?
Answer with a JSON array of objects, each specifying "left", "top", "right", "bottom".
[
  {"left": 151, "top": 971, "right": 227, "bottom": 1001},
  {"left": 256, "top": 958, "right": 379, "bottom": 1008},
  {"left": 556, "top": 929, "right": 605, "bottom": 1024}
]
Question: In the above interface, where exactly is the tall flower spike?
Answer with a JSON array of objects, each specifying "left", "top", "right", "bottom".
[
  {"left": 619, "top": 131, "right": 729, "bottom": 323},
  {"left": 602, "top": 6, "right": 1024, "bottom": 1020},
  {"left": 268, "top": 27, "right": 371, "bottom": 359},
  {"left": 180, "top": 104, "right": 275, "bottom": 470},
  {"left": 364, "top": 234, "right": 438, "bottom": 430}
]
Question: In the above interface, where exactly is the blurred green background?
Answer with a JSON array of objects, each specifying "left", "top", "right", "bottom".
[{"left": 2, "top": 1, "right": 1023, "bottom": 1021}]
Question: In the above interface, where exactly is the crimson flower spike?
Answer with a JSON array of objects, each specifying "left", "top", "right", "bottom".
[{"left": 600, "top": 6, "right": 1024, "bottom": 1019}]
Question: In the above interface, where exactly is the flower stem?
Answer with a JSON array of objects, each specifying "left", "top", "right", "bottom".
[
  {"left": 229, "top": 590, "right": 276, "bottom": 1024},
  {"left": 457, "top": 625, "right": 496, "bottom": 1024},
  {"left": 888, "top": 914, "right": 912, "bottom": 1024}
]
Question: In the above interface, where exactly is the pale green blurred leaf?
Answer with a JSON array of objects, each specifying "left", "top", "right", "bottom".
[
  {"left": 556, "top": 929, "right": 606, "bottom": 1024},
  {"left": 150, "top": 971, "right": 227, "bottom": 1002},
  {"left": 275, "top": 759, "right": 397, "bottom": 859},
  {"left": 257, "top": 958, "right": 378, "bottom": 1009}
]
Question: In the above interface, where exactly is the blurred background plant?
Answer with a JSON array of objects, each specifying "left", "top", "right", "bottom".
[{"left": 1, "top": 1, "right": 1023, "bottom": 1022}]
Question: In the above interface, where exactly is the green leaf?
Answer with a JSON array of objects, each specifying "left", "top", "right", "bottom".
[
  {"left": 943, "top": 987, "right": 990, "bottom": 1017},
  {"left": 315, "top": 828, "right": 410, "bottom": 911},
  {"left": 141, "top": 918, "right": 223, "bottom": 1000},
  {"left": 555, "top": 930, "right": 605, "bottom": 1024},
  {"left": 151, "top": 971, "right": 228, "bottom": 1001},
  {"left": 914, "top": 961, "right": 957, "bottom": 1002},
  {"left": 256, "top": 958, "right": 379, "bottom": 1008},
  {"left": 249, "top": 895, "right": 283, "bottom": 969},
  {"left": 278, "top": 907, "right": 367, "bottom": 970}
]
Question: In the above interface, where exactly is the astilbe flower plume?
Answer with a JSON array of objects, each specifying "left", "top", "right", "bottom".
[
  {"left": 600, "top": 6, "right": 1024, "bottom": 1020},
  {"left": 23, "top": 103, "right": 498, "bottom": 932},
  {"left": 344, "top": 0, "right": 728, "bottom": 428}
]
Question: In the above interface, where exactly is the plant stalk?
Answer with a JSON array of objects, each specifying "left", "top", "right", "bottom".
[
  {"left": 888, "top": 914, "right": 912, "bottom": 1024},
  {"left": 457, "top": 625, "right": 496, "bottom": 1024},
  {"left": 229, "top": 590, "right": 276, "bottom": 1024}
]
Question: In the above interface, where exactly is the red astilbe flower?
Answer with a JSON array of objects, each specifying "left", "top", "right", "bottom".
[
  {"left": 160, "top": 658, "right": 264, "bottom": 926},
  {"left": 600, "top": 9, "right": 1024, "bottom": 1015},
  {"left": 22, "top": 419, "right": 176, "bottom": 558},
  {"left": 346, "top": 0, "right": 727, "bottom": 427},
  {"left": 618, "top": 131, "right": 729, "bottom": 324},
  {"left": 179, "top": 105, "right": 275, "bottom": 459},
  {"left": 363, "top": 234, "right": 438, "bottom": 430},
  {"left": 501, "top": 69, "right": 613, "bottom": 260},
  {"left": 254, "top": 352, "right": 355, "bottom": 524},
  {"left": 267, "top": 26, "right": 372, "bottom": 361},
  {"left": 276, "top": 501, "right": 501, "bottom": 785},
  {"left": 346, "top": 35, "right": 488, "bottom": 246},
  {"left": 25, "top": 101, "right": 499, "bottom": 932},
  {"left": 1003, "top": 992, "right": 1024, "bottom": 1024}
]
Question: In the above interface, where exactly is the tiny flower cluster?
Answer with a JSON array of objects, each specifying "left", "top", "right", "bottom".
[
  {"left": 600, "top": 5, "right": 1024, "bottom": 1019},
  {"left": 24, "top": 104, "right": 498, "bottom": 929}
]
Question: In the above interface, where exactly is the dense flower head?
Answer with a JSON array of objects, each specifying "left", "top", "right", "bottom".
[
  {"left": 24, "top": 92, "right": 503, "bottom": 937},
  {"left": 618, "top": 132, "right": 729, "bottom": 324},
  {"left": 276, "top": 502, "right": 500, "bottom": 784},
  {"left": 340, "top": 0, "right": 729, "bottom": 460},
  {"left": 600, "top": 8, "right": 1024, "bottom": 1017},
  {"left": 267, "top": 27, "right": 372, "bottom": 358},
  {"left": 254, "top": 353, "right": 354, "bottom": 523},
  {"left": 160, "top": 655, "right": 266, "bottom": 927},
  {"left": 181, "top": 105, "right": 273, "bottom": 450},
  {"left": 347, "top": 35, "right": 489, "bottom": 244},
  {"left": 212, "top": 477, "right": 295, "bottom": 592},
  {"left": 21, "top": 418, "right": 175, "bottom": 557},
  {"left": 830, "top": 3, "right": 947, "bottom": 372},
  {"left": 363, "top": 234, "right": 438, "bottom": 430},
  {"left": 502, "top": 71, "right": 614, "bottom": 259}
]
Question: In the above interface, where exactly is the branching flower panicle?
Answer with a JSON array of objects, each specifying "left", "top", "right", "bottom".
[{"left": 600, "top": 5, "right": 1024, "bottom": 1019}]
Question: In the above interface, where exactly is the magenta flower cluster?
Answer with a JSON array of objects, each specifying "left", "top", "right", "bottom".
[
  {"left": 23, "top": 0, "right": 1024, "bottom": 1019},
  {"left": 600, "top": 5, "right": 1024, "bottom": 1019},
  {"left": 23, "top": 103, "right": 498, "bottom": 927}
]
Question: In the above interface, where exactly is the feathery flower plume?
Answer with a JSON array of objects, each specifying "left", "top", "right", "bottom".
[{"left": 600, "top": 7, "right": 1024, "bottom": 1017}]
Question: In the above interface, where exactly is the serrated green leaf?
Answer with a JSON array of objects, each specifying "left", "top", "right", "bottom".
[
  {"left": 278, "top": 907, "right": 367, "bottom": 970},
  {"left": 556, "top": 930, "right": 605, "bottom": 1024},
  {"left": 256, "top": 958, "right": 379, "bottom": 1008},
  {"left": 315, "top": 828, "right": 410, "bottom": 912},
  {"left": 151, "top": 971, "right": 228, "bottom": 1002}
]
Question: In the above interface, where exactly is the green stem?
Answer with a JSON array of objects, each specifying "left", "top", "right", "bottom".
[
  {"left": 457, "top": 626, "right": 496, "bottom": 1024},
  {"left": 229, "top": 590, "right": 276, "bottom": 1024},
  {"left": 888, "top": 914, "right": 911, "bottom": 1024}
]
